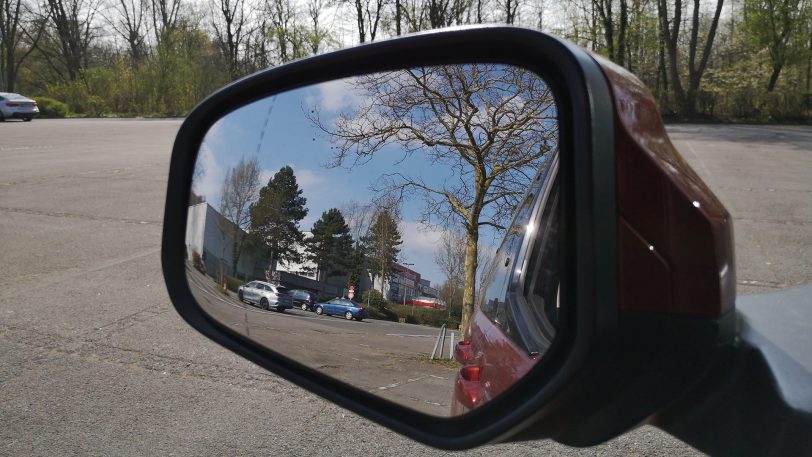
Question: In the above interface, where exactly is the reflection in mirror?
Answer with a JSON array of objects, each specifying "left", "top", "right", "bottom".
[{"left": 185, "top": 64, "right": 560, "bottom": 416}]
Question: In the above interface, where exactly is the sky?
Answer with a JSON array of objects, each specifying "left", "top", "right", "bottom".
[{"left": 191, "top": 67, "right": 556, "bottom": 286}]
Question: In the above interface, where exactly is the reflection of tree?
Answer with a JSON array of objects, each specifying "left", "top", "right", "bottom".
[
  {"left": 305, "top": 208, "right": 353, "bottom": 283},
  {"left": 219, "top": 155, "right": 260, "bottom": 276},
  {"left": 310, "top": 64, "right": 558, "bottom": 337},
  {"left": 249, "top": 165, "right": 308, "bottom": 273},
  {"left": 361, "top": 207, "right": 402, "bottom": 296}
]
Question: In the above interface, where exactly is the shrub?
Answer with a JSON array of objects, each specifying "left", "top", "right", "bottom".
[
  {"left": 361, "top": 289, "right": 386, "bottom": 310},
  {"left": 224, "top": 275, "right": 246, "bottom": 292},
  {"left": 35, "top": 97, "right": 69, "bottom": 118},
  {"left": 191, "top": 250, "right": 204, "bottom": 272}
]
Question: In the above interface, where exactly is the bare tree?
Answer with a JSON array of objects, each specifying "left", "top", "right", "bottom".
[
  {"left": 219, "top": 155, "right": 261, "bottom": 275},
  {"left": 659, "top": 0, "right": 725, "bottom": 115},
  {"left": 1, "top": 0, "right": 45, "bottom": 91},
  {"left": 38, "top": 0, "right": 101, "bottom": 82},
  {"left": 310, "top": 64, "right": 558, "bottom": 337},
  {"left": 592, "top": 0, "right": 629, "bottom": 65},
  {"left": 345, "top": 0, "right": 385, "bottom": 43},
  {"left": 150, "top": 0, "right": 181, "bottom": 44},
  {"left": 103, "top": 0, "right": 148, "bottom": 61},
  {"left": 210, "top": 0, "right": 248, "bottom": 79},
  {"left": 267, "top": 0, "right": 306, "bottom": 63},
  {"left": 304, "top": 0, "right": 329, "bottom": 54}
]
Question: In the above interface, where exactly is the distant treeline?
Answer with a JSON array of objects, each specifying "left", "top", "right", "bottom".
[{"left": 1, "top": 0, "right": 810, "bottom": 121}]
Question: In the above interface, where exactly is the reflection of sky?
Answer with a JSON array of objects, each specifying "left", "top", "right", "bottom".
[{"left": 193, "top": 72, "right": 546, "bottom": 285}]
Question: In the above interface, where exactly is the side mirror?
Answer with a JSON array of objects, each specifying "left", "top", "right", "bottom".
[{"left": 162, "top": 27, "right": 735, "bottom": 450}]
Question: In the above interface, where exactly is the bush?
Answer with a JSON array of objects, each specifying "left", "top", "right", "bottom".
[
  {"left": 385, "top": 302, "right": 460, "bottom": 329},
  {"left": 191, "top": 250, "right": 204, "bottom": 272},
  {"left": 35, "top": 97, "right": 69, "bottom": 118},
  {"left": 361, "top": 289, "right": 386, "bottom": 310},
  {"left": 224, "top": 275, "right": 246, "bottom": 293}
]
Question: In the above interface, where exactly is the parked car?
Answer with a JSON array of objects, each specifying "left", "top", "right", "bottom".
[
  {"left": 289, "top": 289, "right": 319, "bottom": 311},
  {"left": 314, "top": 298, "right": 368, "bottom": 321},
  {"left": 0, "top": 92, "right": 39, "bottom": 121},
  {"left": 236, "top": 281, "right": 293, "bottom": 312}
]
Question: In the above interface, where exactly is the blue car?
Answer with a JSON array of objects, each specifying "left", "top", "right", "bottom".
[{"left": 314, "top": 298, "right": 369, "bottom": 321}]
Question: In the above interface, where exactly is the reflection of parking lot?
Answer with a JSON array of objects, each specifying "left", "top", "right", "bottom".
[{"left": 186, "top": 267, "right": 457, "bottom": 416}]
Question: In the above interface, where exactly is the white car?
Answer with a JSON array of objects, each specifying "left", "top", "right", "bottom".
[{"left": 0, "top": 92, "right": 39, "bottom": 122}]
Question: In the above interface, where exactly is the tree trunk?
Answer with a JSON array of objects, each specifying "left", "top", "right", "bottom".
[
  {"left": 459, "top": 228, "right": 479, "bottom": 342},
  {"left": 767, "top": 64, "right": 783, "bottom": 91}
]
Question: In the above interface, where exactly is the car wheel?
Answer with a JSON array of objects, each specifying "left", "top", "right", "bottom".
[
  {"left": 260, "top": 298, "right": 269, "bottom": 310},
  {"left": 315, "top": 306, "right": 323, "bottom": 315},
  {"left": 238, "top": 291, "right": 244, "bottom": 302},
  {"left": 23, "top": 117, "right": 32, "bottom": 122},
  {"left": 345, "top": 311, "right": 354, "bottom": 320},
  {"left": 276, "top": 306, "right": 285, "bottom": 313},
  {"left": 301, "top": 303, "right": 309, "bottom": 311}
]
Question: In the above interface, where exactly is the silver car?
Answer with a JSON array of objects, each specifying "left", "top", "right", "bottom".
[
  {"left": 237, "top": 281, "right": 293, "bottom": 312},
  {"left": 0, "top": 93, "right": 39, "bottom": 121}
]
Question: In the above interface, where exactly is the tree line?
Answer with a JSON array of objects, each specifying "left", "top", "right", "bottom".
[
  {"left": 215, "top": 160, "right": 405, "bottom": 299},
  {"left": 1, "top": 0, "right": 810, "bottom": 120}
]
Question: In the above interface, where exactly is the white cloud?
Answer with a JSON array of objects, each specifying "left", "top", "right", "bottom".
[
  {"left": 192, "top": 143, "right": 224, "bottom": 205},
  {"left": 258, "top": 166, "right": 325, "bottom": 190},
  {"left": 312, "top": 78, "right": 364, "bottom": 112},
  {"left": 398, "top": 221, "right": 445, "bottom": 283}
]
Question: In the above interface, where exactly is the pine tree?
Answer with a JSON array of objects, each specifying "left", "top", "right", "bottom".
[
  {"left": 249, "top": 166, "right": 308, "bottom": 271},
  {"left": 361, "top": 209, "right": 402, "bottom": 296},
  {"left": 305, "top": 208, "right": 353, "bottom": 282}
]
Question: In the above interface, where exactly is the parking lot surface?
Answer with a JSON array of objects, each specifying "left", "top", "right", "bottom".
[{"left": 1, "top": 119, "right": 809, "bottom": 455}]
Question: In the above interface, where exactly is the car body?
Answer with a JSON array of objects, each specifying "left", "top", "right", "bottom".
[
  {"left": 289, "top": 289, "right": 319, "bottom": 311},
  {"left": 314, "top": 298, "right": 368, "bottom": 321},
  {"left": 0, "top": 93, "right": 39, "bottom": 121},
  {"left": 237, "top": 281, "right": 293, "bottom": 311},
  {"left": 452, "top": 162, "right": 559, "bottom": 415}
]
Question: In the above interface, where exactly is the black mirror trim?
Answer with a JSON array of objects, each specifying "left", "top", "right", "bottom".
[{"left": 162, "top": 25, "right": 617, "bottom": 449}]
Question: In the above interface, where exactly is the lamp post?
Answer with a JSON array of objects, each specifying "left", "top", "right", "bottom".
[{"left": 401, "top": 262, "right": 415, "bottom": 314}]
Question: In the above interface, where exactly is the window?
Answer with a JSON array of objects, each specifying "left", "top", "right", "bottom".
[{"left": 478, "top": 155, "right": 559, "bottom": 355}]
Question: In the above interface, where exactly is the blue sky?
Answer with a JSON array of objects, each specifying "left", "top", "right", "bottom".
[
  {"left": 193, "top": 77, "right": 470, "bottom": 285},
  {"left": 191, "top": 69, "right": 555, "bottom": 286}
]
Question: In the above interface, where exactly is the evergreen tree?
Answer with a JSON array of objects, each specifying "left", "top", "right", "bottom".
[
  {"left": 305, "top": 208, "right": 353, "bottom": 282},
  {"left": 361, "top": 209, "right": 402, "bottom": 296},
  {"left": 249, "top": 166, "right": 308, "bottom": 271}
]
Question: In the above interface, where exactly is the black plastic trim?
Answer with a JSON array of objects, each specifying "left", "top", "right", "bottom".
[{"left": 162, "top": 25, "right": 617, "bottom": 449}]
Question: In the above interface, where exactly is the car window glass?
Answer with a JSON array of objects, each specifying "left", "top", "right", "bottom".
[{"left": 479, "top": 179, "right": 543, "bottom": 333}]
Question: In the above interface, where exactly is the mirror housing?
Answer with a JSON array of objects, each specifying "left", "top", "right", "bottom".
[{"left": 162, "top": 26, "right": 735, "bottom": 449}]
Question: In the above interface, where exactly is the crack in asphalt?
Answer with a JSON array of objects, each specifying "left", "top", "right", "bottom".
[
  {"left": 0, "top": 323, "right": 294, "bottom": 394},
  {"left": 0, "top": 206, "right": 162, "bottom": 226},
  {"left": 0, "top": 163, "right": 163, "bottom": 187}
]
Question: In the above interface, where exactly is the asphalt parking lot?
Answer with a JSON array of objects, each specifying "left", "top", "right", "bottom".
[
  {"left": 187, "top": 267, "right": 458, "bottom": 416},
  {"left": 1, "top": 119, "right": 810, "bottom": 456}
]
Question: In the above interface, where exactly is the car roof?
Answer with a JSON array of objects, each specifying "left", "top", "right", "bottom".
[{"left": 0, "top": 92, "right": 29, "bottom": 99}]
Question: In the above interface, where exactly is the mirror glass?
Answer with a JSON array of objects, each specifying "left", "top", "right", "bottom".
[{"left": 185, "top": 64, "right": 560, "bottom": 416}]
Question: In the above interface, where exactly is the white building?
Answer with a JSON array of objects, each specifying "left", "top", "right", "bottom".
[
  {"left": 185, "top": 202, "right": 268, "bottom": 280},
  {"left": 273, "top": 231, "right": 318, "bottom": 280}
]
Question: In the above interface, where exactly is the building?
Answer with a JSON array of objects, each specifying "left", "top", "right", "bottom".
[
  {"left": 274, "top": 231, "right": 318, "bottom": 280},
  {"left": 185, "top": 203, "right": 359, "bottom": 298},
  {"left": 418, "top": 278, "right": 439, "bottom": 298},
  {"left": 374, "top": 263, "right": 420, "bottom": 303},
  {"left": 185, "top": 202, "right": 268, "bottom": 280}
]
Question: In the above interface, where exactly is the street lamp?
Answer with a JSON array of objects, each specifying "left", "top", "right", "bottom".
[{"left": 401, "top": 262, "right": 415, "bottom": 312}]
